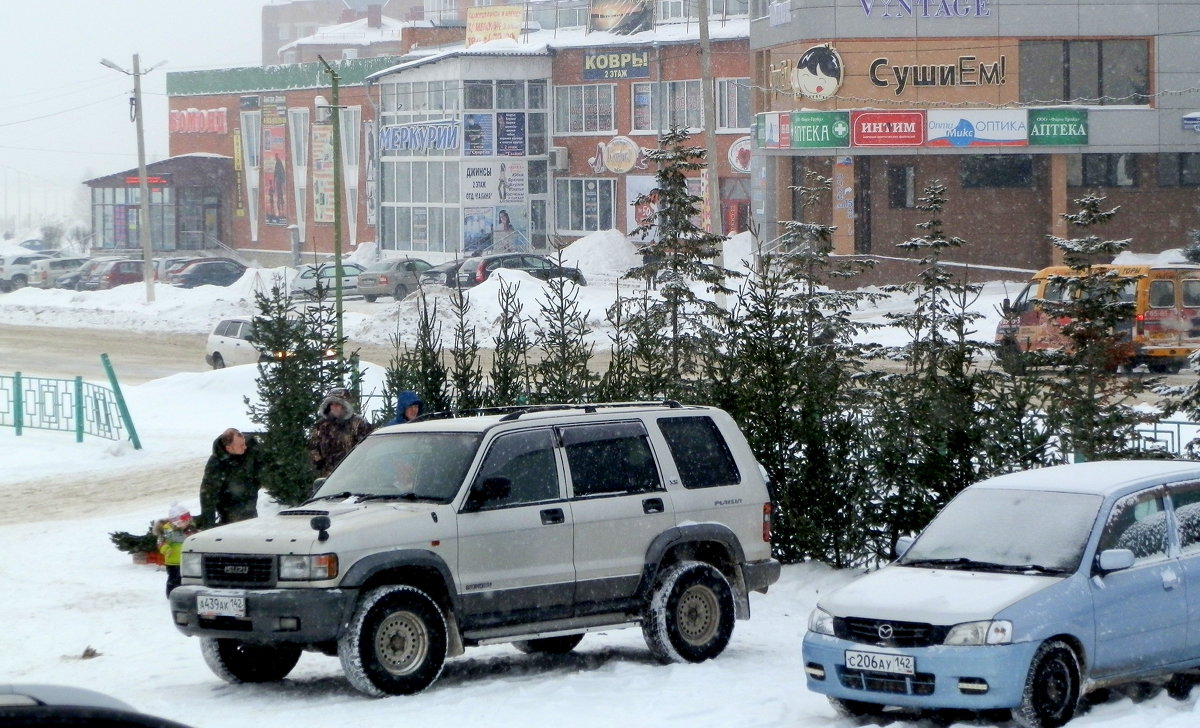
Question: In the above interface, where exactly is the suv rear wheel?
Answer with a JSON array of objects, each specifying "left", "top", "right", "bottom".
[
  {"left": 339, "top": 585, "right": 448, "bottom": 696},
  {"left": 200, "top": 637, "right": 301, "bottom": 683},
  {"left": 642, "top": 561, "right": 735, "bottom": 664}
]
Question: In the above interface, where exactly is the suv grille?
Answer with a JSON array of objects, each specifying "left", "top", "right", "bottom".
[
  {"left": 837, "top": 666, "right": 936, "bottom": 696},
  {"left": 835, "top": 617, "right": 946, "bottom": 648},
  {"left": 203, "top": 554, "right": 275, "bottom": 587}
]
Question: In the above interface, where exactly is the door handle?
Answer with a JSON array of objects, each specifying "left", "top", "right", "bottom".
[
  {"left": 643, "top": 498, "right": 665, "bottom": 514},
  {"left": 1162, "top": 567, "right": 1181, "bottom": 591},
  {"left": 540, "top": 508, "right": 565, "bottom": 525}
]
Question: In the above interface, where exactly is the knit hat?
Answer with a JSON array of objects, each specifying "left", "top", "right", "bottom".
[{"left": 168, "top": 502, "right": 192, "bottom": 525}]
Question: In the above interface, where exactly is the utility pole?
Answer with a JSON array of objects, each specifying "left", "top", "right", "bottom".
[
  {"left": 696, "top": 0, "right": 725, "bottom": 309},
  {"left": 318, "top": 56, "right": 345, "bottom": 362},
  {"left": 101, "top": 53, "right": 165, "bottom": 304}
]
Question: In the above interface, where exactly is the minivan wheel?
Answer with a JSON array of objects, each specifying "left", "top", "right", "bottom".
[
  {"left": 513, "top": 634, "right": 584, "bottom": 655},
  {"left": 338, "top": 585, "right": 448, "bottom": 696},
  {"left": 200, "top": 637, "right": 301, "bottom": 683},
  {"left": 642, "top": 561, "right": 735, "bottom": 664},
  {"left": 1013, "top": 640, "right": 1080, "bottom": 728}
]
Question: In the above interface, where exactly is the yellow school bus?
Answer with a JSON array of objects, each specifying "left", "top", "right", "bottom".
[{"left": 995, "top": 264, "right": 1200, "bottom": 373}]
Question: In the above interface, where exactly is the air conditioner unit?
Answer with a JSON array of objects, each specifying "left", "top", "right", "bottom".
[{"left": 549, "top": 146, "right": 569, "bottom": 172}]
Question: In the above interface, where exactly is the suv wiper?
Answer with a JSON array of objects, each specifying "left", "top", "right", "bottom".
[
  {"left": 357, "top": 492, "right": 430, "bottom": 502},
  {"left": 302, "top": 491, "right": 356, "bottom": 504}
]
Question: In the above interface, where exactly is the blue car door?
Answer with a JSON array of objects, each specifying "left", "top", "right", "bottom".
[
  {"left": 1090, "top": 487, "right": 1189, "bottom": 677},
  {"left": 1168, "top": 481, "right": 1200, "bottom": 659}
]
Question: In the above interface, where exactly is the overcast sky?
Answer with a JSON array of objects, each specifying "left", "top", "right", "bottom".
[{"left": 0, "top": 0, "right": 268, "bottom": 234}]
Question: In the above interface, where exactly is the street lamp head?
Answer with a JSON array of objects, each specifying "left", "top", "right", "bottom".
[
  {"left": 144, "top": 60, "right": 168, "bottom": 74},
  {"left": 99, "top": 58, "right": 129, "bottom": 74}
]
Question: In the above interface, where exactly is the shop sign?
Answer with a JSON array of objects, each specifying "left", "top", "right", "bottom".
[
  {"left": 926, "top": 109, "right": 1026, "bottom": 147},
  {"left": 465, "top": 5, "right": 523, "bottom": 47},
  {"left": 463, "top": 160, "right": 526, "bottom": 204},
  {"left": 1027, "top": 108, "right": 1088, "bottom": 146},
  {"left": 583, "top": 50, "right": 650, "bottom": 80},
  {"left": 789, "top": 111, "right": 850, "bottom": 148},
  {"left": 850, "top": 111, "right": 925, "bottom": 146},
  {"left": 870, "top": 55, "right": 1006, "bottom": 95},
  {"left": 857, "top": 0, "right": 993, "bottom": 19},
  {"left": 728, "top": 136, "right": 753, "bottom": 173},
  {"left": 169, "top": 108, "right": 228, "bottom": 134},
  {"left": 497, "top": 112, "right": 526, "bottom": 156},
  {"left": 588, "top": 136, "right": 650, "bottom": 174},
  {"left": 379, "top": 120, "right": 460, "bottom": 151},
  {"left": 768, "top": 44, "right": 844, "bottom": 101}
]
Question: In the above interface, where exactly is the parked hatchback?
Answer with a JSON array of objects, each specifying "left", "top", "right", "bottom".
[
  {"left": 456, "top": 253, "right": 586, "bottom": 288},
  {"left": 77, "top": 259, "right": 144, "bottom": 291},
  {"left": 356, "top": 257, "right": 432, "bottom": 302},
  {"left": 205, "top": 318, "right": 266, "bottom": 368},
  {"left": 0, "top": 252, "right": 50, "bottom": 291},
  {"left": 166, "top": 257, "right": 247, "bottom": 288},
  {"left": 803, "top": 460, "right": 1200, "bottom": 728}
]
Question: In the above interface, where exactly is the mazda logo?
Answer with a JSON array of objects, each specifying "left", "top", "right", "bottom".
[{"left": 877, "top": 623, "right": 894, "bottom": 640}]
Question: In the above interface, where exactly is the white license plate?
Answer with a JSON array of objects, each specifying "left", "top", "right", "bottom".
[
  {"left": 845, "top": 649, "right": 915, "bottom": 675},
  {"left": 197, "top": 594, "right": 246, "bottom": 618}
]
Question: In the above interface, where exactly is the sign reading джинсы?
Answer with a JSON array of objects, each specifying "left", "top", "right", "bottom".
[{"left": 754, "top": 107, "right": 1087, "bottom": 149}]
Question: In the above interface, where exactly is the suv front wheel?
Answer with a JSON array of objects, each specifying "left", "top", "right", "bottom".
[
  {"left": 339, "top": 585, "right": 448, "bottom": 696},
  {"left": 642, "top": 560, "right": 735, "bottom": 664}
]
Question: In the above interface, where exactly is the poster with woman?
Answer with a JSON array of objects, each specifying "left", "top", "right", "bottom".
[{"left": 464, "top": 207, "right": 494, "bottom": 256}]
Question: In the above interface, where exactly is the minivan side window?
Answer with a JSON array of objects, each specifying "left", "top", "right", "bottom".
[
  {"left": 1171, "top": 482, "right": 1200, "bottom": 554},
  {"left": 561, "top": 422, "right": 661, "bottom": 497},
  {"left": 468, "top": 429, "right": 559, "bottom": 509},
  {"left": 1183, "top": 280, "right": 1200, "bottom": 308},
  {"left": 1098, "top": 489, "right": 1169, "bottom": 562},
  {"left": 657, "top": 416, "right": 740, "bottom": 489}
]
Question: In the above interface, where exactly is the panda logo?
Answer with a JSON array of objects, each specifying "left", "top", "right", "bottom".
[{"left": 792, "top": 44, "right": 843, "bottom": 102}]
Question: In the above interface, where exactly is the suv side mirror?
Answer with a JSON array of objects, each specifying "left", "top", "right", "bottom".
[
  {"left": 466, "top": 476, "right": 511, "bottom": 510},
  {"left": 1097, "top": 548, "right": 1136, "bottom": 573}
]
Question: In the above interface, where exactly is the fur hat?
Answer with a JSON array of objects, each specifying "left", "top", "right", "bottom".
[{"left": 319, "top": 387, "right": 355, "bottom": 419}]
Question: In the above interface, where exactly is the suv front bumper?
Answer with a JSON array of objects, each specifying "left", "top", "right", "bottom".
[{"left": 169, "top": 585, "right": 355, "bottom": 644}]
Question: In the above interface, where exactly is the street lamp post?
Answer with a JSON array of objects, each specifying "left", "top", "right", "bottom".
[{"left": 101, "top": 54, "right": 165, "bottom": 304}]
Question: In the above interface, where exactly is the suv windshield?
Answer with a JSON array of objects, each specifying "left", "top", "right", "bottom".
[
  {"left": 898, "top": 488, "right": 1103, "bottom": 574},
  {"left": 311, "top": 432, "right": 482, "bottom": 503}
]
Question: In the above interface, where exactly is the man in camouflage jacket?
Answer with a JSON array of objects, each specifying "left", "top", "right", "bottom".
[{"left": 307, "top": 387, "right": 374, "bottom": 478}]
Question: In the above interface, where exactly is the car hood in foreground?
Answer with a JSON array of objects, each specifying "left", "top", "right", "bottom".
[{"left": 819, "top": 564, "right": 1062, "bottom": 625}]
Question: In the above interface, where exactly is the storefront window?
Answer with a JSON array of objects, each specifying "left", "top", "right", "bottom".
[
  {"left": 1158, "top": 153, "right": 1200, "bottom": 187},
  {"left": 961, "top": 155, "right": 1034, "bottom": 188},
  {"left": 554, "top": 84, "right": 617, "bottom": 133},
  {"left": 1068, "top": 153, "right": 1139, "bottom": 187},
  {"left": 465, "top": 80, "right": 494, "bottom": 110},
  {"left": 528, "top": 80, "right": 547, "bottom": 110},
  {"left": 498, "top": 80, "right": 525, "bottom": 109},
  {"left": 1020, "top": 40, "right": 1149, "bottom": 105},
  {"left": 555, "top": 178, "right": 615, "bottom": 232}
]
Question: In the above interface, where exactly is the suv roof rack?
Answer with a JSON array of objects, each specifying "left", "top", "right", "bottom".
[{"left": 413, "top": 400, "right": 684, "bottom": 423}]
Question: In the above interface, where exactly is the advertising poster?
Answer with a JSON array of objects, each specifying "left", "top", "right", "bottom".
[
  {"left": 926, "top": 109, "right": 1027, "bottom": 148},
  {"left": 312, "top": 125, "right": 335, "bottom": 223},
  {"left": 262, "top": 129, "right": 288, "bottom": 226},
  {"left": 464, "top": 113, "right": 494, "bottom": 156},
  {"left": 496, "top": 112, "right": 526, "bottom": 156},
  {"left": 364, "top": 119, "right": 378, "bottom": 226},
  {"left": 588, "top": 0, "right": 653, "bottom": 34},
  {"left": 626, "top": 174, "right": 658, "bottom": 241},
  {"left": 463, "top": 161, "right": 527, "bottom": 205},
  {"left": 465, "top": 5, "right": 524, "bottom": 47},
  {"left": 492, "top": 206, "right": 530, "bottom": 252},
  {"left": 464, "top": 207, "right": 494, "bottom": 256}
]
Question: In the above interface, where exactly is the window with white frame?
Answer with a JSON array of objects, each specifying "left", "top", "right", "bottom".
[
  {"left": 423, "top": 0, "right": 457, "bottom": 21},
  {"left": 555, "top": 178, "right": 615, "bottom": 232},
  {"left": 665, "top": 80, "right": 702, "bottom": 130},
  {"left": 631, "top": 82, "right": 657, "bottom": 133},
  {"left": 716, "top": 78, "right": 750, "bottom": 131},
  {"left": 657, "top": 0, "right": 691, "bottom": 22},
  {"left": 554, "top": 84, "right": 616, "bottom": 134}
]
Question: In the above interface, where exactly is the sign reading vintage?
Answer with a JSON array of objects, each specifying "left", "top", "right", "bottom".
[
  {"left": 858, "top": 0, "right": 993, "bottom": 19},
  {"left": 583, "top": 50, "right": 650, "bottom": 80}
]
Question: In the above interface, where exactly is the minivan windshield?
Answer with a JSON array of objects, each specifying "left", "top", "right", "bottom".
[
  {"left": 309, "top": 432, "right": 481, "bottom": 503},
  {"left": 898, "top": 488, "right": 1104, "bottom": 575}
]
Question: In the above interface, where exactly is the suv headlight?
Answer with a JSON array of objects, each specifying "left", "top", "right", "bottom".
[
  {"left": 944, "top": 620, "right": 1012, "bottom": 645},
  {"left": 808, "top": 607, "right": 836, "bottom": 636},
  {"left": 278, "top": 554, "right": 339, "bottom": 581},
  {"left": 181, "top": 552, "right": 202, "bottom": 579}
]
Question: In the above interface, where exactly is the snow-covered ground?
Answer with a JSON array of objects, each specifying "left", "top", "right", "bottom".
[{"left": 3, "top": 233, "right": 1197, "bottom": 727}]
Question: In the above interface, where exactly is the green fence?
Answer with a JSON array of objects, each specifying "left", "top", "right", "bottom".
[{"left": 0, "top": 354, "right": 140, "bottom": 447}]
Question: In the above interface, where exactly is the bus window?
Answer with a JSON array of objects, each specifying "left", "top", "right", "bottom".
[
  {"left": 1183, "top": 280, "right": 1200, "bottom": 308},
  {"left": 1150, "top": 280, "right": 1175, "bottom": 308}
]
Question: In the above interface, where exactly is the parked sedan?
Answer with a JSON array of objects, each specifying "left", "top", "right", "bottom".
[
  {"left": 418, "top": 260, "right": 465, "bottom": 288},
  {"left": 76, "top": 259, "right": 144, "bottom": 291},
  {"left": 455, "top": 253, "right": 587, "bottom": 288},
  {"left": 290, "top": 262, "right": 365, "bottom": 300},
  {"left": 165, "top": 257, "right": 247, "bottom": 288},
  {"left": 356, "top": 257, "right": 432, "bottom": 302},
  {"left": 802, "top": 460, "right": 1200, "bottom": 728}
]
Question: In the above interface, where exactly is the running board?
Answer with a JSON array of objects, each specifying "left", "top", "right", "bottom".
[{"left": 464, "top": 613, "right": 639, "bottom": 646}]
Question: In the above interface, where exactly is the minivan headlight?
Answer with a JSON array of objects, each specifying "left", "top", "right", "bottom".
[
  {"left": 278, "top": 554, "right": 339, "bottom": 581},
  {"left": 944, "top": 620, "right": 1012, "bottom": 645},
  {"left": 808, "top": 607, "right": 836, "bottom": 636},
  {"left": 181, "top": 552, "right": 203, "bottom": 579}
]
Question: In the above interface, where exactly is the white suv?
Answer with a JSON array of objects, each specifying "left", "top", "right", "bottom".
[
  {"left": 0, "top": 252, "right": 50, "bottom": 291},
  {"left": 170, "top": 403, "right": 780, "bottom": 696}
]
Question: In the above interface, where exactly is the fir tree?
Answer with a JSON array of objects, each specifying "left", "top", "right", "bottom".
[
  {"left": 487, "top": 278, "right": 532, "bottom": 407},
  {"left": 624, "top": 126, "right": 743, "bottom": 392},
  {"left": 1039, "top": 194, "right": 1157, "bottom": 461},
  {"left": 447, "top": 287, "right": 485, "bottom": 412},
  {"left": 593, "top": 280, "right": 640, "bottom": 402},
  {"left": 530, "top": 250, "right": 596, "bottom": 403}
]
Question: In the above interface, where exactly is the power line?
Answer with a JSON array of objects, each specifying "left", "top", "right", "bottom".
[{"left": 0, "top": 93, "right": 129, "bottom": 129}]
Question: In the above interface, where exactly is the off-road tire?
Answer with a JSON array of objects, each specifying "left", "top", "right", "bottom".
[
  {"left": 1013, "top": 639, "right": 1081, "bottom": 728},
  {"left": 642, "top": 561, "right": 735, "bottom": 664},
  {"left": 338, "top": 585, "right": 448, "bottom": 697},
  {"left": 200, "top": 637, "right": 301, "bottom": 683},
  {"left": 513, "top": 634, "right": 584, "bottom": 655}
]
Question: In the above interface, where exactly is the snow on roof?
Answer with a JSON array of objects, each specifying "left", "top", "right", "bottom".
[
  {"left": 367, "top": 18, "right": 748, "bottom": 79},
  {"left": 280, "top": 14, "right": 411, "bottom": 52}
]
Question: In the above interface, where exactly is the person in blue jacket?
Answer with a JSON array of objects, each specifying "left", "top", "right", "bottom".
[{"left": 386, "top": 390, "right": 424, "bottom": 426}]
